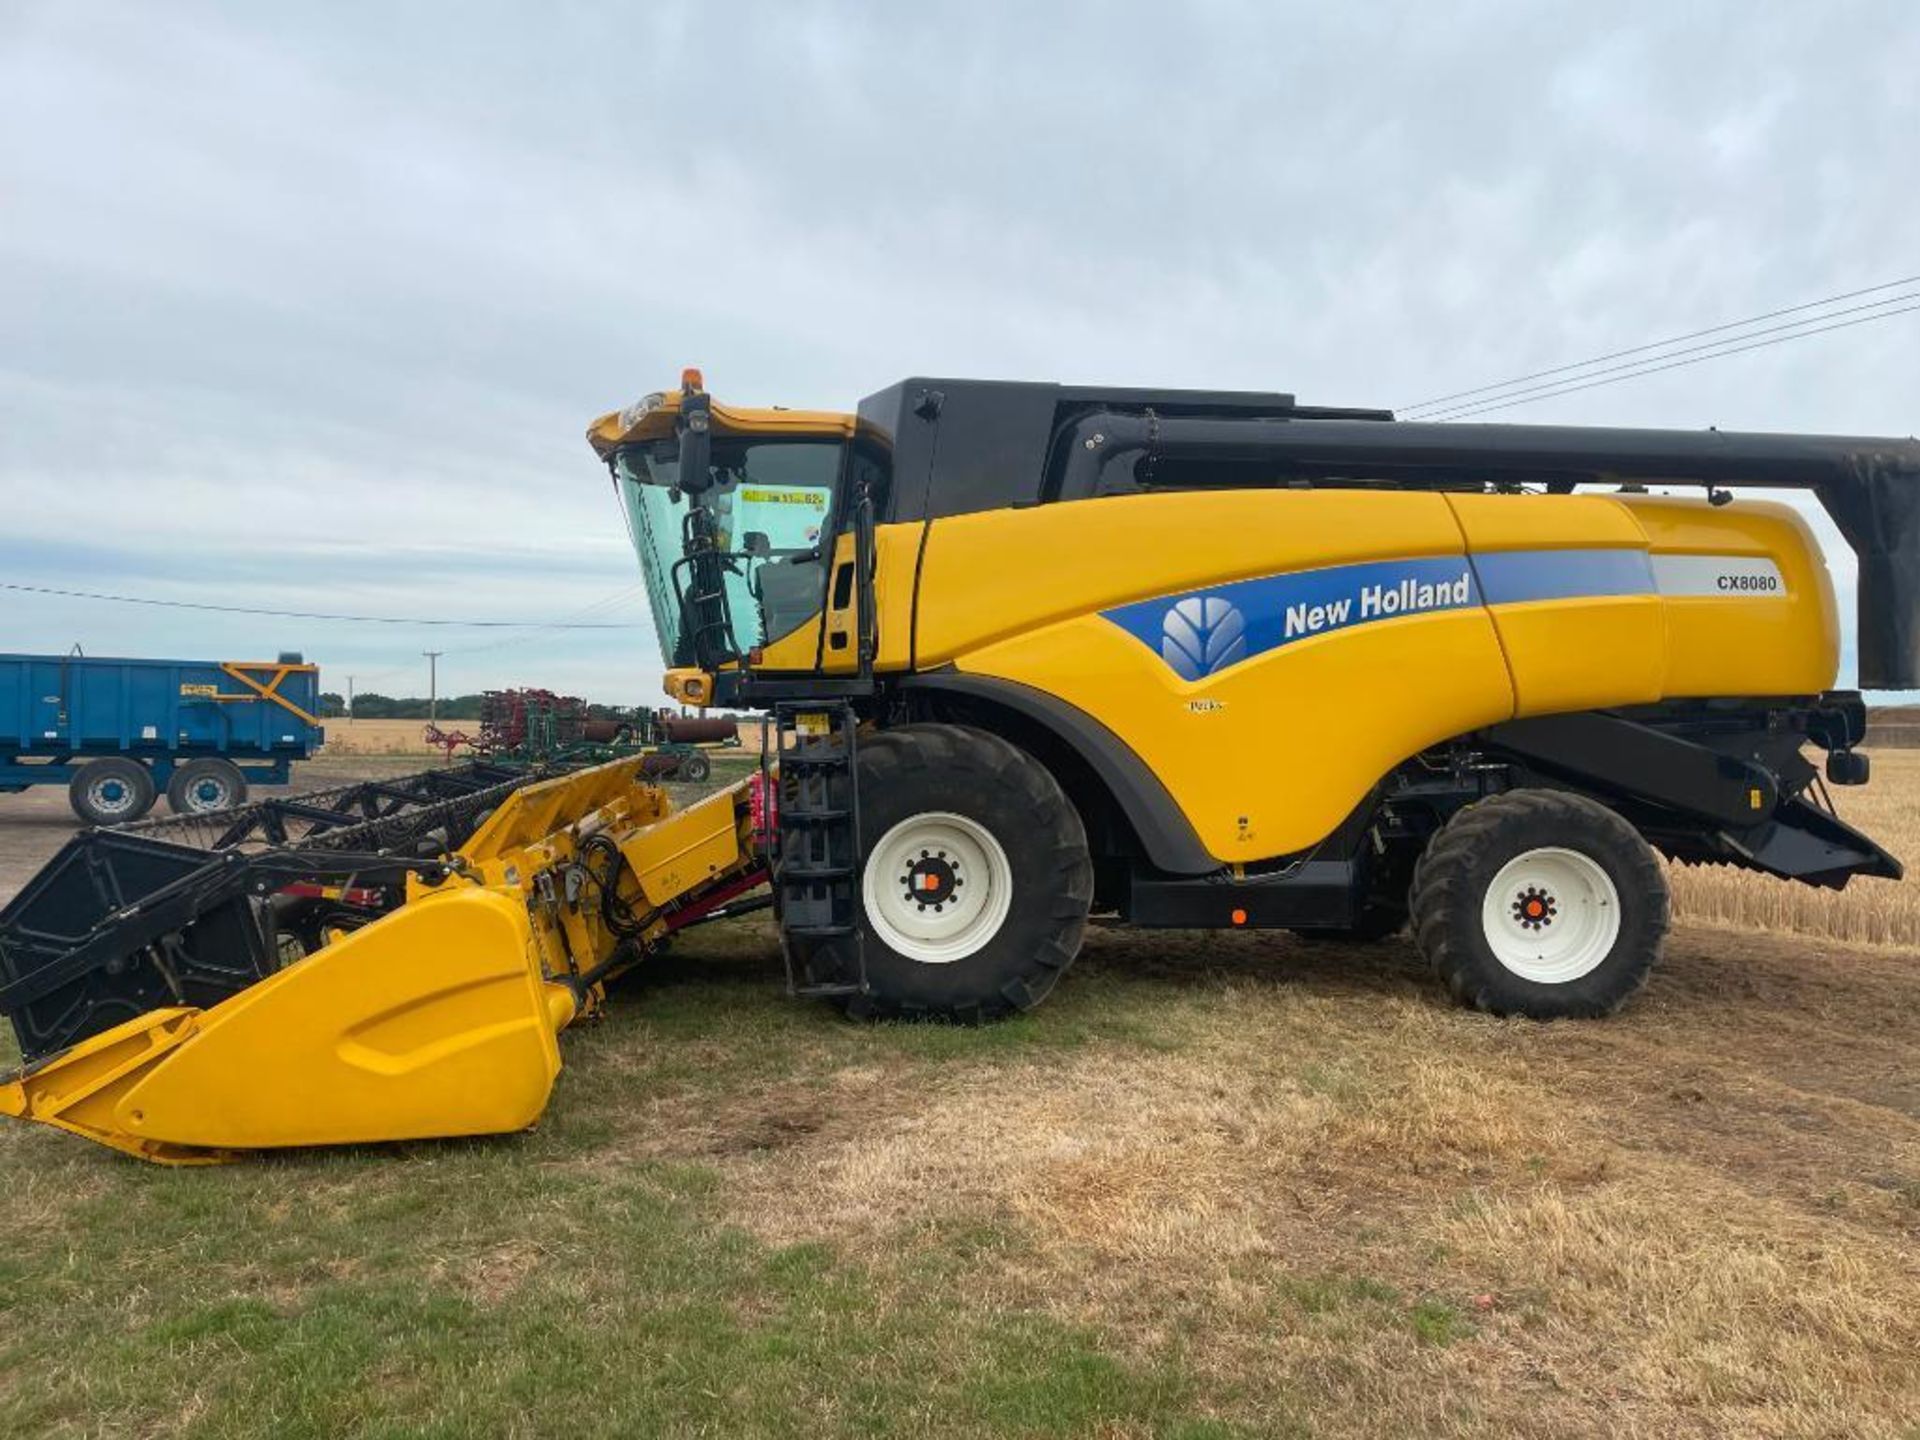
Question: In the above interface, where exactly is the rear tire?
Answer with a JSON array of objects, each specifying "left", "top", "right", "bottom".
[
  {"left": 1409, "top": 789, "right": 1667, "bottom": 1018},
  {"left": 676, "top": 750, "right": 711, "bottom": 784},
  {"left": 167, "top": 757, "right": 248, "bottom": 815},
  {"left": 69, "top": 758, "right": 157, "bottom": 825},
  {"left": 798, "top": 724, "right": 1093, "bottom": 1023}
]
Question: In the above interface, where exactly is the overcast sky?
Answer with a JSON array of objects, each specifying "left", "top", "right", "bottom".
[{"left": 3, "top": 1, "right": 1916, "bottom": 703}]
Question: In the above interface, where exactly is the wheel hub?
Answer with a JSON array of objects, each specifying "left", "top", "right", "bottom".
[
  {"left": 91, "top": 779, "right": 135, "bottom": 814},
  {"left": 901, "top": 853, "right": 961, "bottom": 911},
  {"left": 1512, "top": 885, "right": 1557, "bottom": 930}
]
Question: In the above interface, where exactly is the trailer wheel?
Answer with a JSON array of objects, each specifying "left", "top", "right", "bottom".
[
  {"left": 69, "top": 758, "right": 157, "bottom": 826},
  {"left": 1409, "top": 789, "right": 1668, "bottom": 1018},
  {"left": 167, "top": 758, "right": 249, "bottom": 815},
  {"left": 806, "top": 724, "right": 1093, "bottom": 1023},
  {"left": 676, "top": 750, "right": 712, "bottom": 784}
]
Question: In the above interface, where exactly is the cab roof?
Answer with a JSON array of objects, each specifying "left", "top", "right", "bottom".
[{"left": 585, "top": 389, "right": 852, "bottom": 460}]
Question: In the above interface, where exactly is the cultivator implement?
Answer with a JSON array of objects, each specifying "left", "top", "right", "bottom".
[{"left": 0, "top": 758, "right": 768, "bottom": 1162}]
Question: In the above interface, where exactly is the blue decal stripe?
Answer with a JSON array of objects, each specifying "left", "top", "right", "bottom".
[
  {"left": 1470, "top": 548, "right": 1654, "bottom": 605},
  {"left": 1102, "top": 546, "right": 1659, "bottom": 682}
]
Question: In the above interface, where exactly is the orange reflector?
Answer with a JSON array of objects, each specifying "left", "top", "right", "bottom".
[{"left": 1230, "top": 908, "right": 1248, "bottom": 926}]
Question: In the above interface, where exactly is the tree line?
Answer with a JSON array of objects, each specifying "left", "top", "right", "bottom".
[{"left": 318, "top": 693, "right": 487, "bottom": 720}]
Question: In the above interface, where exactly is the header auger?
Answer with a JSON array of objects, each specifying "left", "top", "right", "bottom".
[{"left": 4, "top": 368, "right": 1916, "bottom": 1163}]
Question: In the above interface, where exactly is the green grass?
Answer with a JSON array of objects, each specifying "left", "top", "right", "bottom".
[
  {"left": 0, "top": 925, "right": 1243, "bottom": 1439},
  {"left": 0, "top": 1158, "right": 1217, "bottom": 1437}
]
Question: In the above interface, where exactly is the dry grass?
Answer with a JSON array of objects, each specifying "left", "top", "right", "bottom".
[
  {"left": 1668, "top": 748, "right": 1920, "bottom": 947},
  {"left": 647, "top": 925, "right": 1920, "bottom": 1437},
  {"left": 317, "top": 717, "right": 444, "bottom": 756}
]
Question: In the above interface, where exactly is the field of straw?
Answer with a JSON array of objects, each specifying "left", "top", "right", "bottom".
[
  {"left": 1669, "top": 746, "right": 1920, "bottom": 948},
  {"left": 317, "top": 717, "right": 445, "bottom": 756},
  {"left": 317, "top": 717, "right": 764, "bottom": 757}
]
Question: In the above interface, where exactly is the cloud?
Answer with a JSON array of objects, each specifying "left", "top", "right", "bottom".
[{"left": 2, "top": 1, "right": 1916, "bottom": 698}]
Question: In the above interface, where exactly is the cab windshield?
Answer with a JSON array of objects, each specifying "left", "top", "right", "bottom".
[{"left": 614, "top": 436, "right": 843, "bottom": 667}]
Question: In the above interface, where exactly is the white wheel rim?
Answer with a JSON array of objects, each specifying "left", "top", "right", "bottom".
[
  {"left": 861, "top": 810, "right": 1014, "bottom": 964},
  {"left": 89, "top": 777, "right": 138, "bottom": 816},
  {"left": 1480, "top": 846, "right": 1620, "bottom": 984}
]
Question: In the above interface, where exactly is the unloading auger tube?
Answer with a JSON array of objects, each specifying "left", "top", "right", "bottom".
[{"left": 0, "top": 757, "right": 771, "bottom": 1163}]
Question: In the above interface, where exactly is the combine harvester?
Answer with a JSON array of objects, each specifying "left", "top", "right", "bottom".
[{"left": 4, "top": 371, "right": 1917, "bottom": 1162}]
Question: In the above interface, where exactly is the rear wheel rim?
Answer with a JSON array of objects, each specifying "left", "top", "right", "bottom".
[
  {"left": 1479, "top": 846, "right": 1620, "bottom": 984},
  {"left": 89, "top": 777, "right": 137, "bottom": 816},
  {"left": 861, "top": 811, "right": 1014, "bottom": 964}
]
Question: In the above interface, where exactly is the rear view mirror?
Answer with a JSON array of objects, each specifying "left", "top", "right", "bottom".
[
  {"left": 676, "top": 396, "right": 713, "bottom": 495},
  {"left": 743, "top": 531, "right": 771, "bottom": 558}
]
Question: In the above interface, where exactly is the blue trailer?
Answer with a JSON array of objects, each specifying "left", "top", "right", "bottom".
[{"left": 0, "top": 651, "right": 324, "bottom": 824}]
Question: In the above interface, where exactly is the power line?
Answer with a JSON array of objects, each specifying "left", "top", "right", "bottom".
[
  {"left": 1399, "top": 273, "right": 1920, "bottom": 416},
  {"left": 0, "top": 581, "right": 644, "bottom": 628},
  {"left": 323, "top": 583, "right": 651, "bottom": 693},
  {"left": 1419, "top": 293, "right": 1920, "bottom": 421},
  {"left": 1426, "top": 300, "right": 1920, "bottom": 422},
  {"left": 445, "top": 583, "right": 648, "bottom": 658}
]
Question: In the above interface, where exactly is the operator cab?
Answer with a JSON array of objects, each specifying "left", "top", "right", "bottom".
[
  {"left": 593, "top": 374, "right": 865, "bottom": 689},
  {"left": 612, "top": 430, "right": 843, "bottom": 666}
]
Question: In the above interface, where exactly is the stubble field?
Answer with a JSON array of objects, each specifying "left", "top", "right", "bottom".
[
  {"left": 318, "top": 718, "right": 453, "bottom": 756},
  {"left": 0, "top": 755, "right": 1914, "bottom": 1437}
]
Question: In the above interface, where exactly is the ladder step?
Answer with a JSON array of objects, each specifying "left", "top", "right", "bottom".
[{"left": 774, "top": 700, "right": 868, "bottom": 998}]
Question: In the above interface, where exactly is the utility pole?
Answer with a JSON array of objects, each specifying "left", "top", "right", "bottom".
[
  {"left": 346, "top": 675, "right": 355, "bottom": 725},
  {"left": 422, "top": 651, "right": 443, "bottom": 723}
]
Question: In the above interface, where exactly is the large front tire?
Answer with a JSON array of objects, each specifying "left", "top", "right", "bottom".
[
  {"left": 1409, "top": 789, "right": 1668, "bottom": 1018},
  {"left": 802, "top": 724, "right": 1093, "bottom": 1023}
]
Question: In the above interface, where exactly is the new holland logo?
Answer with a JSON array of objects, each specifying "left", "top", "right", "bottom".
[
  {"left": 1161, "top": 596, "right": 1246, "bottom": 681},
  {"left": 1104, "top": 554, "right": 1488, "bottom": 682}
]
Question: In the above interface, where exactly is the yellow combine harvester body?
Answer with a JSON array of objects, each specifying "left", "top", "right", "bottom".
[
  {"left": 3, "top": 369, "right": 1915, "bottom": 1163},
  {"left": 1, "top": 759, "right": 760, "bottom": 1163}
]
